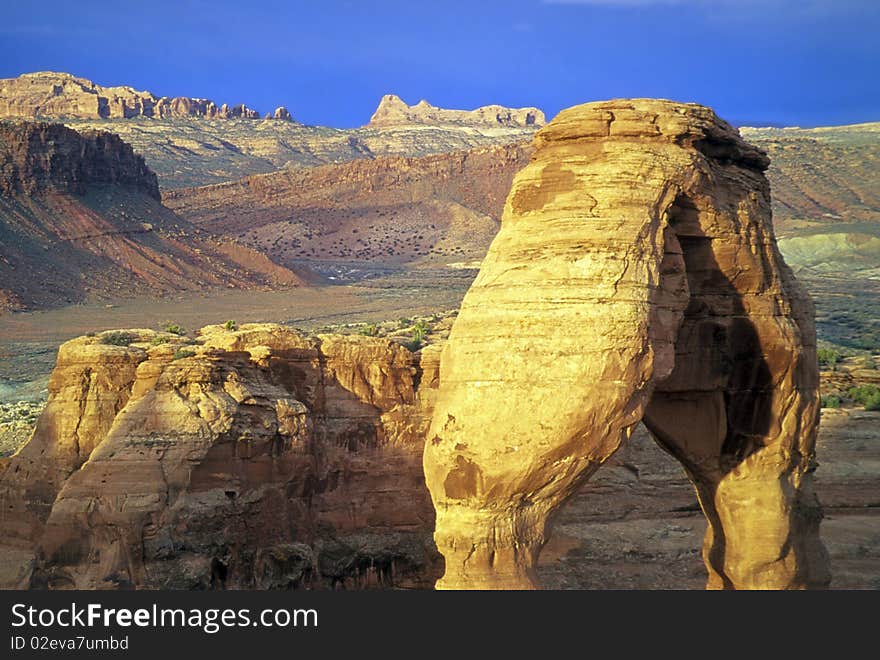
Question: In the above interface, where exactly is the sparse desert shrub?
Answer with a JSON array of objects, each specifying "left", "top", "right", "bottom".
[
  {"left": 359, "top": 324, "right": 379, "bottom": 337},
  {"left": 100, "top": 331, "right": 135, "bottom": 346},
  {"left": 224, "top": 319, "right": 238, "bottom": 331},
  {"left": 163, "top": 322, "right": 186, "bottom": 336},
  {"left": 172, "top": 349, "right": 196, "bottom": 361},
  {"left": 817, "top": 348, "right": 840, "bottom": 370},
  {"left": 849, "top": 384, "right": 880, "bottom": 410},
  {"left": 848, "top": 384, "right": 879, "bottom": 405},
  {"left": 150, "top": 335, "right": 172, "bottom": 346},
  {"left": 411, "top": 320, "right": 430, "bottom": 344},
  {"left": 820, "top": 395, "right": 841, "bottom": 409}
]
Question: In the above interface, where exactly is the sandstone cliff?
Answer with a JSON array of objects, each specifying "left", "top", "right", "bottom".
[
  {"left": 60, "top": 113, "right": 541, "bottom": 189},
  {"left": 0, "top": 72, "right": 275, "bottom": 121},
  {"left": 0, "top": 120, "right": 158, "bottom": 198},
  {"left": 164, "top": 143, "right": 532, "bottom": 267},
  {"left": 369, "top": 94, "right": 545, "bottom": 128},
  {"left": 423, "top": 99, "right": 830, "bottom": 589},
  {"left": 0, "top": 122, "right": 308, "bottom": 312},
  {"left": 0, "top": 325, "right": 442, "bottom": 589}
]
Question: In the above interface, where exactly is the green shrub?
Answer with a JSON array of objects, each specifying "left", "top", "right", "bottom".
[
  {"left": 820, "top": 395, "right": 841, "bottom": 409},
  {"left": 359, "top": 324, "right": 379, "bottom": 337},
  {"left": 150, "top": 335, "right": 172, "bottom": 346},
  {"left": 411, "top": 320, "right": 430, "bottom": 344},
  {"left": 849, "top": 384, "right": 880, "bottom": 405},
  {"left": 817, "top": 348, "right": 840, "bottom": 370},
  {"left": 224, "top": 320, "right": 237, "bottom": 331},
  {"left": 848, "top": 384, "right": 880, "bottom": 411},
  {"left": 172, "top": 349, "right": 196, "bottom": 361},
  {"left": 164, "top": 322, "right": 186, "bottom": 336},
  {"left": 101, "top": 331, "right": 135, "bottom": 346},
  {"left": 404, "top": 338, "right": 423, "bottom": 352}
]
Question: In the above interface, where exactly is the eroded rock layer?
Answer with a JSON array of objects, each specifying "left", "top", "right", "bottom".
[
  {"left": 369, "top": 94, "right": 545, "bottom": 128},
  {"left": 0, "top": 122, "right": 308, "bottom": 312},
  {"left": 164, "top": 143, "right": 532, "bottom": 267},
  {"left": 0, "top": 72, "right": 269, "bottom": 121},
  {"left": 423, "top": 99, "right": 830, "bottom": 589},
  {"left": 0, "top": 325, "right": 442, "bottom": 589},
  {"left": 0, "top": 121, "right": 158, "bottom": 198}
]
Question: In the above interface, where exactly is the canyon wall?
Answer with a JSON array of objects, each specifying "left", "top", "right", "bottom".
[
  {"left": 0, "top": 120, "right": 159, "bottom": 198},
  {"left": 0, "top": 122, "right": 308, "bottom": 312},
  {"left": 423, "top": 99, "right": 830, "bottom": 589}
]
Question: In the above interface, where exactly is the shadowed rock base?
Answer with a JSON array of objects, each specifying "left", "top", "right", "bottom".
[{"left": 423, "top": 99, "right": 831, "bottom": 590}]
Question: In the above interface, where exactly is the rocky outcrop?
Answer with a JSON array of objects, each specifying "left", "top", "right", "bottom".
[
  {"left": 369, "top": 94, "right": 545, "bottom": 128},
  {"left": 0, "top": 325, "right": 442, "bottom": 589},
  {"left": 0, "top": 121, "right": 158, "bottom": 198},
  {"left": 423, "top": 99, "right": 830, "bottom": 590},
  {"left": 267, "top": 106, "right": 293, "bottom": 121},
  {"left": 164, "top": 143, "right": 533, "bottom": 267},
  {"left": 0, "top": 122, "right": 309, "bottom": 312},
  {"left": 0, "top": 72, "right": 274, "bottom": 121}
]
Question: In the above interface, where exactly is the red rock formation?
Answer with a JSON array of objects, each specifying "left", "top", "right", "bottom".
[
  {"left": 0, "top": 122, "right": 309, "bottom": 312},
  {"left": 269, "top": 106, "right": 293, "bottom": 121},
  {"left": 369, "top": 94, "right": 545, "bottom": 128},
  {"left": 423, "top": 99, "right": 830, "bottom": 590},
  {"left": 0, "top": 121, "right": 158, "bottom": 198},
  {"left": 0, "top": 72, "right": 273, "bottom": 121},
  {"left": 0, "top": 326, "right": 442, "bottom": 589},
  {"left": 164, "top": 143, "right": 533, "bottom": 266}
]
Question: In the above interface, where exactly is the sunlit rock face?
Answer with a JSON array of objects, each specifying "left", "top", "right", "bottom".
[
  {"left": 424, "top": 99, "right": 830, "bottom": 590},
  {"left": 0, "top": 325, "right": 442, "bottom": 589}
]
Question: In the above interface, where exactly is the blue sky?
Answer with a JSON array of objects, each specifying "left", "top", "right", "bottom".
[{"left": 0, "top": 0, "right": 877, "bottom": 127}]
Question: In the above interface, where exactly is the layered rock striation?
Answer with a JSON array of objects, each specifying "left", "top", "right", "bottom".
[
  {"left": 0, "top": 122, "right": 308, "bottom": 312},
  {"left": 0, "top": 120, "right": 158, "bottom": 198},
  {"left": 0, "top": 72, "right": 279, "bottom": 121},
  {"left": 0, "top": 325, "right": 443, "bottom": 589},
  {"left": 164, "top": 143, "right": 532, "bottom": 266},
  {"left": 423, "top": 99, "right": 830, "bottom": 590}
]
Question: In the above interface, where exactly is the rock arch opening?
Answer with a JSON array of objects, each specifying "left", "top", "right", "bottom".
[{"left": 424, "top": 99, "right": 831, "bottom": 590}]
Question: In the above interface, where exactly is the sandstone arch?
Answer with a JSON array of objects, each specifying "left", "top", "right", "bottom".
[{"left": 423, "top": 99, "right": 831, "bottom": 589}]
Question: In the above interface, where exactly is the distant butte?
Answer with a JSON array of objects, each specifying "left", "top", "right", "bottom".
[
  {"left": 368, "top": 93, "right": 545, "bottom": 128},
  {"left": 0, "top": 72, "right": 293, "bottom": 121}
]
